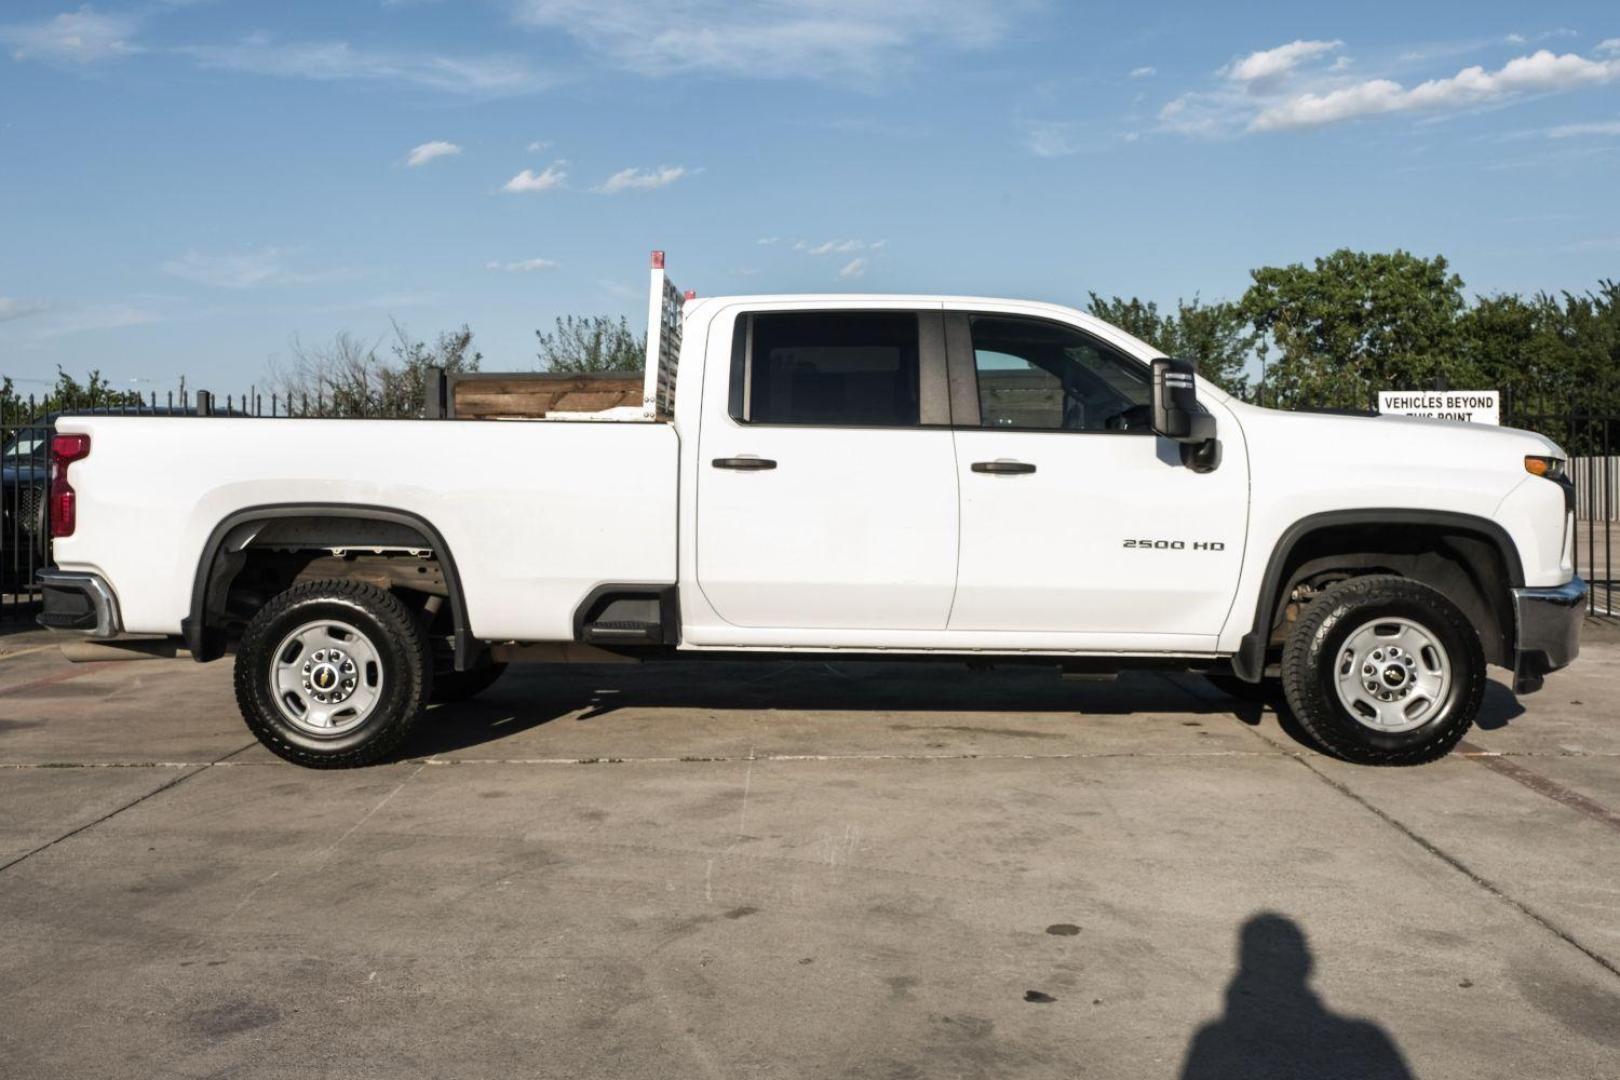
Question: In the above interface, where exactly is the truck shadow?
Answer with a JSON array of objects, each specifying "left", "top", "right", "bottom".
[
  {"left": 404, "top": 660, "right": 1532, "bottom": 760},
  {"left": 403, "top": 661, "right": 1258, "bottom": 759},
  {"left": 1220, "top": 676, "right": 1524, "bottom": 745}
]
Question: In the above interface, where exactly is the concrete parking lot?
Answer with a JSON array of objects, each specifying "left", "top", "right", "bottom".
[{"left": 2, "top": 626, "right": 1618, "bottom": 1079}]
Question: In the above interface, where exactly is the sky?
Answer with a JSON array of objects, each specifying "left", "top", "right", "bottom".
[{"left": 1, "top": 0, "right": 1618, "bottom": 395}]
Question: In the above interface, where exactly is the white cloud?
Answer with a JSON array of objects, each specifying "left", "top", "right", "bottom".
[
  {"left": 486, "top": 257, "right": 559, "bottom": 271},
  {"left": 795, "top": 239, "right": 878, "bottom": 256},
  {"left": 1506, "top": 33, "right": 1528, "bottom": 46},
  {"left": 1548, "top": 119, "right": 1620, "bottom": 137},
  {"left": 1156, "top": 94, "right": 1229, "bottom": 137},
  {"left": 1599, "top": 39, "right": 1620, "bottom": 55},
  {"left": 160, "top": 248, "right": 343, "bottom": 289},
  {"left": 0, "top": 302, "right": 158, "bottom": 342},
  {"left": 1, "top": 6, "right": 142, "bottom": 64},
  {"left": 756, "top": 236, "right": 781, "bottom": 246},
  {"left": 838, "top": 257, "right": 868, "bottom": 279},
  {"left": 511, "top": 0, "right": 1016, "bottom": 84},
  {"left": 0, "top": 297, "right": 48, "bottom": 323},
  {"left": 406, "top": 140, "right": 461, "bottom": 167},
  {"left": 1129, "top": 66, "right": 1156, "bottom": 79},
  {"left": 1022, "top": 120, "right": 1083, "bottom": 157},
  {"left": 594, "top": 164, "right": 690, "bottom": 193},
  {"left": 1252, "top": 49, "right": 1620, "bottom": 131},
  {"left": 1223, "top": 40, "right": 1342, "bottom": 86},
  {"left": 179, "top": 36, "right": 548, "bottom": 96},
  {"left": 501, "top": 164, "right": 567, "bottom": 193},
  {"left": 526, "top": 140, "right": 550, "bottom": 152}
]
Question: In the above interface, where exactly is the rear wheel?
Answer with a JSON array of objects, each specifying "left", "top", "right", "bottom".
[
  {"left": 1281, "top": 575, "right": 1483, "bottom": 764},
  {"left": 234, "top": 580, "right": 431, "bottom": 768}
]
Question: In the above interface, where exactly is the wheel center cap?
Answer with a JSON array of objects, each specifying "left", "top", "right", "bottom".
[
  {"left": 1381, "top": 665, "right": 1408, "bottom": 688},
  {"left": 301, "top": 648, "right": 357, "bottom": 705}
]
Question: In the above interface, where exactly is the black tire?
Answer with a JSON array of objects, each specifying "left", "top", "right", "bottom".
[
  {"left": 1280, "top": 575, "right": 1484, "bottom": 765},
  {"left": 234, "top": 579, "right": 432, "bottom": 768},
  {"left": 429, "top": 662, "right": 507, "bottom": 704}
]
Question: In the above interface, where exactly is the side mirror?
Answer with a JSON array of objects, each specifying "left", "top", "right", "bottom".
[{"left": 1151, "top": 357, "right": 1219, "bottom": 471}]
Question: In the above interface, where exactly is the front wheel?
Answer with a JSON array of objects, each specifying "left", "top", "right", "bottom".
[
  {"left": 234, "top": 580, "right": 432, "bottom": 768},
  {"left": 1280, "top": 575, "right": 1484, "bottom": 765}
]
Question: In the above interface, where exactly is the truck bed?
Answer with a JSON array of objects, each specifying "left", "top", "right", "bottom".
[{"left": 51, "top": 416, "right": 679, "bottom": 642}]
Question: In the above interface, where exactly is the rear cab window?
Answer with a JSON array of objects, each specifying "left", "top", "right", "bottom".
[{"left": 730, "top": 310, "right": 949, "bottom": 427}]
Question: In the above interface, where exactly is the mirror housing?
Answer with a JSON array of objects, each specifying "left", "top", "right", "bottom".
[{"left": 1151, "top": 357, "right": 1219, "bottom": 471}]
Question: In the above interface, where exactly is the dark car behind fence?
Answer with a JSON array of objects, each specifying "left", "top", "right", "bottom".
[
  {"left": 2, "top": 381, "right": 1615, "bottom": 626},
  {"left": 3, "top": 387, "right": 319, "bottom": 625}
]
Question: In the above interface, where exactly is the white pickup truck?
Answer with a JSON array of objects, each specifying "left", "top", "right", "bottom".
[{"left": 39, "top": 254, "right": 1586, "bottom": 768}]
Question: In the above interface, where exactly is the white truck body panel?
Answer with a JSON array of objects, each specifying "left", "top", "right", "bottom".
[
  {"left": 49, "top": 287, "right": 1573, "bottom": 665},
  {"left": 51, "top": 417, "right": 679, "bottom": 641},
  {"left": 1215, "top": 403, "right": 1567, "bottom": 654},
  {"left": 692, "top": 300, "right": 960, "bottom": 631}
]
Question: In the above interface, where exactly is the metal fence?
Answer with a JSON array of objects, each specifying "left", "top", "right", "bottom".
[
  {"left": 1503, "top": 392, "right": 1617, "bottom": 619},
  {"left": 0, "top": 385, "right": 355, "bottom": 626},
  {"left": 2, "top": 382, "right": 1616, "bottom": 626},
  {"left": 1572, "top": 458, "right": 1618, "bottom": 522}
]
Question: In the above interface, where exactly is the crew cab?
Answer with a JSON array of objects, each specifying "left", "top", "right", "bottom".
[{"left": 38, "top": 254, "right": 1586, "bottom": 767}]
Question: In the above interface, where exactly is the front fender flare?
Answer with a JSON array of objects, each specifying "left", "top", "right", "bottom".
[{"left": 1230, "top": 508, "right": 1524, "bottom": 682}]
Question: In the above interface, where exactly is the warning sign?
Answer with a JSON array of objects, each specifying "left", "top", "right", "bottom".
[{"left": 1377, "top": 391, "right": 1500, "bottom": 425}]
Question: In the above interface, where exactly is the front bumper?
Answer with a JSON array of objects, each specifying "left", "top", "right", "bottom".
[
  {"left": 36, "top": 569, "right": 123, "bottom": 638},
  {"left": 1512, "top": 576, "right": 1586, "bottom": 694}
]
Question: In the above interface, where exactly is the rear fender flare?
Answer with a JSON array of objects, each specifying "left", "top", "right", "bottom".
[{"left": 183, "top": 503, "right": 473, "bottom": 669}]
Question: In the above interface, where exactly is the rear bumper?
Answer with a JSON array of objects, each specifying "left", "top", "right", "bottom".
[
  {"left": 1512, "top": 576, "right": 1586, "bottom": 694},
  {"left": 36, "top": 569, "right": 122, "bottom": 638}
]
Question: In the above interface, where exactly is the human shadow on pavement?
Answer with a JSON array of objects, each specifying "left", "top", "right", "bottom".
[
  {"left": 1180, "top": 912, "right": 1415, "bottom": 1080},
  {"left": 399, "top": 660, "right": 1245, "bottom": 758}
]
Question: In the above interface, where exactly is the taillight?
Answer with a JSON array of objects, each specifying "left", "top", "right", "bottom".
[{"left": 49, "top": 433, "right": 91, "bottom": 539}]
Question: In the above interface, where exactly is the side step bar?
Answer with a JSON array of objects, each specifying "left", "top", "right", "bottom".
[{"left": 573, "top": 585, "right": 679, "bottom": 648}]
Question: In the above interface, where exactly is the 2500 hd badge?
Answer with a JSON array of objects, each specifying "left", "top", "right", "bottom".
[{"left": 1122, "top": 539, "right": 1227, "bottom": 551}]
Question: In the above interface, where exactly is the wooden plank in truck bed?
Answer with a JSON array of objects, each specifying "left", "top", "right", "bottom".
[{"left": 449, "top": 372, "right": 643, "bottom": 419}]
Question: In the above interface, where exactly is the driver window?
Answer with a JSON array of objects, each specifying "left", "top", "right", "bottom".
[{"left": 969, "top": 315, "right": 1150, "bottom": 432}]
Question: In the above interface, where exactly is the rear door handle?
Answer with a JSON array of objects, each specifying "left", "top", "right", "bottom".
[
  {"left": 971, "top": 460, "right": 1036, "bottom": 475},
  {"left": 712, "top": 457, "right": 777, "bottom": 471}
]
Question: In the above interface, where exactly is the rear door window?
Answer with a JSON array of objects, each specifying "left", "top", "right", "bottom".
[{"left": 738, "top": 312, "right": 922, "bottom": 427}]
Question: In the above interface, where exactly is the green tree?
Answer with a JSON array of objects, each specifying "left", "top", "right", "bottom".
[
  {"left": 535, "top": 315, "right": 645, "bottom": 373},
  {"left": 270, "top": 321, "right": 482, "bottom": 417},
  {"left": 1241, "top": 250, "right": 1470, "bottom": 410},
  {"left": 1086, "top": 293, "right": 1255, "bottom": 397},
  {"left": 1, "top": 367, "right": 144, "bottom": 424},
  {"left": 383, "top": 319, "right": 483, "bottom": 415}
]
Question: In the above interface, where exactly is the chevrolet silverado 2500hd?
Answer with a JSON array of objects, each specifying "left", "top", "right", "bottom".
[{"left": 38, "top": 254, "right": 1586, "bottom": 767}]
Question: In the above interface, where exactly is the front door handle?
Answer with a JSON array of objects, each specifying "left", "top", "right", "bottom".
[
  {"left": 971, "top": 460, "right": 1036, "bottom": 475},
  {"left": 712, "top": 456, "right": 777, "bottom": 471}
]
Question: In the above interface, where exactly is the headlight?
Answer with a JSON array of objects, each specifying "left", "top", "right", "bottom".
[{"left": 1524, "top": 455, "right": 1567, "bottom": 480}]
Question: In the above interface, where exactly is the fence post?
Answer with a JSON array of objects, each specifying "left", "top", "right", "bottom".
[
  {"left": 423, "top": 366, "right": 447, "bottom": 419},
  {"left": 195, "top": 390, "right": 213, "bottom": 417}
]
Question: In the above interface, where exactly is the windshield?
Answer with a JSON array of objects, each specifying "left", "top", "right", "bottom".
[{"left": 2, "top": 431, "right": 48, "bottom": 463}]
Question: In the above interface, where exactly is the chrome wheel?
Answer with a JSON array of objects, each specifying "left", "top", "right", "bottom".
[
  {"left": 1333, "top": 616, "right": 1452, "bottom": 734},
  {"left": 269, "top": 619, "right": 384, "bottom": 736}
]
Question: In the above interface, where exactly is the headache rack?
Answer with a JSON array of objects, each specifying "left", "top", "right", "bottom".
[{"left": 642, "top": 250, "right": 686, "bottom": 421}]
